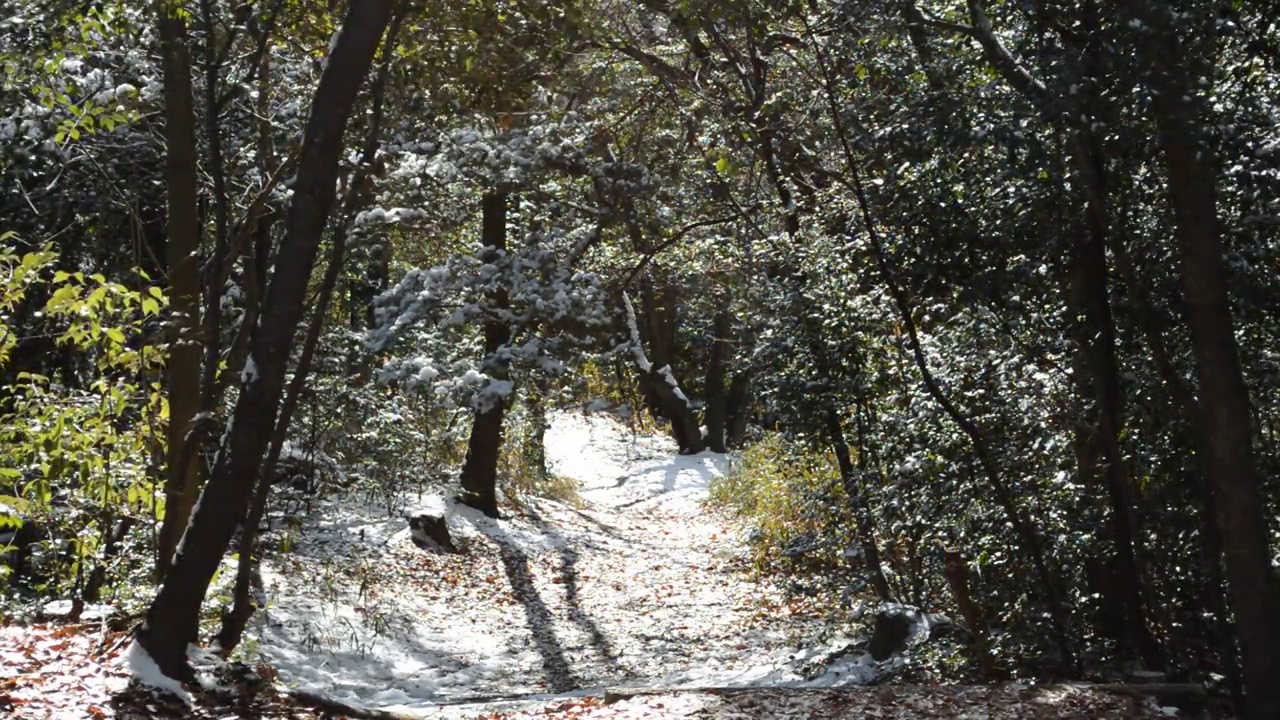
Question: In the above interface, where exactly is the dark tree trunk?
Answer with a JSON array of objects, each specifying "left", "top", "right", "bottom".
[
  {"left": 1070, "top": 133, "right": 1160, "bottom": 670},
  {"left": 135, "top": 0, "right": 393, "bottom": 681},
  {"left": 641, "top": 369, "right": 704, "bottom": 454},
  {"left": 526, "top": 380, "right": 549, "bottom": 485},
  {"left": 1113, "top": 222, "right": 1244, "bottom": 703},
  {"left": 215, "top": 9, "right": 403, "bottom": 651},
  {"left": 459, "top": 192, "right": 511, "bottom": 519},
  {"left": 703, "top": 311, "right": 730, "bottom": 454},
  {"left": 154, "top": 3, "right": 204, "bottom": 576},
  {"left": 83, "top": 516, "right": 135, "bottom": 603},
  {"left": 1138, "top": 11, "right": 1280, "bottom": 715},
  {"left": 634, "top": 282, "right": 702, "bottom": 453},
  {"left": 622, "top": 291, "right": 703, "bottom": 454},
  {"left": 942, "top": 547, "right": 998, "bottom": 679},
  {"left": 807, "top": 29, "right": 1077, "bottom": 669},
  {"left": 828, "top": 406, "right": 891, "bottom": 603},
  {"left": 724, "top": 370, "right": 752, "bottom": 449}
]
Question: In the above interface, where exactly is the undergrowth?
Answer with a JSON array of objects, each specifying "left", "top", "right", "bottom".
[{"left": 710, "top": 435, "right": 856, "bottom": 575}]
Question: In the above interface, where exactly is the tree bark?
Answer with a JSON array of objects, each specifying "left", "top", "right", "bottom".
[
  {"left": 724, "top": 370, "right": 752, "bottom": 449},
  {"left": 703, "top": 311, "right": 730, "bottom": 454},
  {"left": 154, "top": 2, "right": 205, "bottom": 577},
  {"left": 805, "top": 18, "right": 1076, "bottom": 669},
  {"left": 1070, "top": 133, "right": 1160, "bottom": 670},
  {"left": 829, "top": 406, "right": 892, "bottom": 603},
  {"left": 458, "top": 192, "right": 512, "bottom": 519},
  {"left": 1137, "top": 8, "right": 1280, "bottom": 715},
  {"left": 622, "top": 291, "right": 703, "bottom": 454},
  {"left": 136, "top": 0, "right": 394, "bottom": 681},
  {"left": 216, "top": 11, "right": 406, "bottom": 653},
  {"left": 942, "top": 547, "right": 998, "bottom": 680}
]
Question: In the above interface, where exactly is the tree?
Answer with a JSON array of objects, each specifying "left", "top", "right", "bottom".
[
  {"left": 1130, "top": 2, "right": 1280, "bottom": 716},
  {"left": 153, "top": 0, "right": 204, "bottom": 579},
  {"left": 457, "top": 192, "right": 512, "bottom": 517},
  {"left": 136, "top": 0, "right": 395, "bottom": 679}
]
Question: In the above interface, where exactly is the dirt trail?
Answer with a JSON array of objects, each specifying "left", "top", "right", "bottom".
[{"left": 251, "top": 413, "right": 814, "bottom": 713}]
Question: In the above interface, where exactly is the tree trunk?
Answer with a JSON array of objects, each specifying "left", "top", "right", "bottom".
[
  {"left": 154, "top": 2, "right": 204, "bottom": 577},
  {"left": 635, "top": 282, "right": 703, "bottom": 453},
  {"left": 214, "top": 8, "right": 403, "bottom": 644},
  {"left": 459, "top": 192, "right": 511, "bottom": 519},
  {"left": 1112, "top": 223, "right": 1244, "bottom": 703},
  {"left": 807, "top": 27, "right": 1077, "bottom": 669},
  {"left": 1070, "top": 133, "right": 1160, "bottom": 670},
  {"left": 622, "top": 291, "right": 704, "bottom": 454},
  {"left": 724, "top": 370, "right": 752, "bottom": 449},
  {"left": 703, "top": 311, "right": 730, "bottom": 454},
  {"left": 942, "top": 547, "right": 998, "bottom": 680},
  {"left": 526, "top": 380, "right": 549, "bottom": 485},
  {"left": 1142, "top": 19, "right": 1280, "bottom": 717},
  {"left": 829, "top": 406, "right": 891, "bottom": 603},
  {"left": 135, "top": 0, "right": 393, "bottom": 681}
]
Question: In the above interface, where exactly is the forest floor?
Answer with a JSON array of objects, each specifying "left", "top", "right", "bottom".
[{"left": 0, "top": 412, "right": 1191, "bottom": 718}]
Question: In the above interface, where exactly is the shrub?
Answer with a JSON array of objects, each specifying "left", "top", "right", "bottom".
[{"left": 0, "top": 240, "right": 165, "bottom": 610}]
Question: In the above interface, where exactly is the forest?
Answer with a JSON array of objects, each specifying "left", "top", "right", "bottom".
[{"left": 1, "top": 0, "right": 1278, "bottom": 718}]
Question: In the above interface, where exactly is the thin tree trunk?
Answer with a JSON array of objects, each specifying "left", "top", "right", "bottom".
[
  {"left": 459, "top": 192, "right": 512, "bottom": 519},
  {"left": 724, "top": 370, "right": 752, "bottom": 449},
  {"left": 830, "top": 405, "right": 891, "bottom": 603},
  {"left": 526, "top": 379, "right": 549, "bottom": 485},
  {"left": 622, "top": 291, "right": 703, "bottom": 454},
  {"left": 1071, "top": 132, "right": 1160, "bottom": 670},
  {"left": 805, "top": 17, "right": 1077, "bottom": 669},
  {"left": 215, "top": 9, "right": 403, "bottom": 650},
  {"left": 703, "top": 311, "right": 730, "bottom": 454},
  {"left": 942, "top": 547, "right": 998, "bottom": 679},
  {"left": 135, "top": 0, "right": 394, "bottom": 680},
  {"left": 84, "top": 517, "right": 135, "bottom": 603},
  {"left": 154, "top": 1, "right": 204, "bottom": 577},
  {"left": 1110, "top": 225, "right": 1244, "bottom": 703}
]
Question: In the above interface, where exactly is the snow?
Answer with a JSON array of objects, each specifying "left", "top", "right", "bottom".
[
  {"left": 123, "top": 640, "right": 192, "bottom": 705},
  {"left": 620, "top": 292, "right": 652, "bottom": 372},
  {"left": 241, "top": 410, "right": 922, "bottom": 716},
  {"left": 242, "top": 355, "right": 259, "bottom": 385}
]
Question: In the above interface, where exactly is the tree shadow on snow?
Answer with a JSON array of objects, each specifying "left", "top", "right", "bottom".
[
  {"left": 485, "top": 522, "right": 580, "bottom": 693},
  {"left": 611, "top": 461, "right": 685, "bottom": 510},
  {"left": 525, "top": 510, "right": 627, "bottom": 679}
]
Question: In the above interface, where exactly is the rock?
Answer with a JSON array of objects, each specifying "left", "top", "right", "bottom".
[
  {"left": 869, "top": 609, "right": 914, "bottom": 661},
  {"left": 409, "top": 512, "right": 458, "bottom": 553},
  {"left": 781, "top": 532, "right": 820, "bottom": 558},
  {"left": 865, "top": 604, "right": 953, "bottom": 661}
]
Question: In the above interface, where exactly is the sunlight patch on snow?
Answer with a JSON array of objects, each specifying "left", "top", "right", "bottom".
[{"left": 545, "top": 411, "right": 728, "bottom": 513}]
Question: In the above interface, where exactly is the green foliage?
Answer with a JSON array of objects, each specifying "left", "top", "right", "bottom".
[
  {"left": 0, "top": 242, "right": 165, "bottom": 602},
  {"left": 711, "top": 435, "right": 848, "bottom": 573}
]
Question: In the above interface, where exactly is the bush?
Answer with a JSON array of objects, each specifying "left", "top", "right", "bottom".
[
  {"left": 0, "top": 240, "right": 165, "bottom": 610},
  {"left": 710, "top": 434, "right": 851, "bottom": 574}
]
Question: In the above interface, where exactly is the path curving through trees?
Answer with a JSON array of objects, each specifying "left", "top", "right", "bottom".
[{"left": 243, "top": 412, "right": 1178, "bottom": 719}]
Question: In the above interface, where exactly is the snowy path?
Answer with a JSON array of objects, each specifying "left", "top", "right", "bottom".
[{"left": 247, "top": 413, "right": 856, "bottom": 716}]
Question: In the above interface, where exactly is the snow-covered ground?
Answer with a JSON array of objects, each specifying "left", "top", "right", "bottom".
[{"left": 244, "top": 412, "right": 906, "bottom": 717}]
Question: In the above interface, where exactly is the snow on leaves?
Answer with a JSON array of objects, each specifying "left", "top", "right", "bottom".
[{"left": 367, "top": 231, "right": 611, "bottom": 413}]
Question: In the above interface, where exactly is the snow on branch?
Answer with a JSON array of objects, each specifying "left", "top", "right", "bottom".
[{"left": 621, "top": 291, "right": 652, "bottom": 373}]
